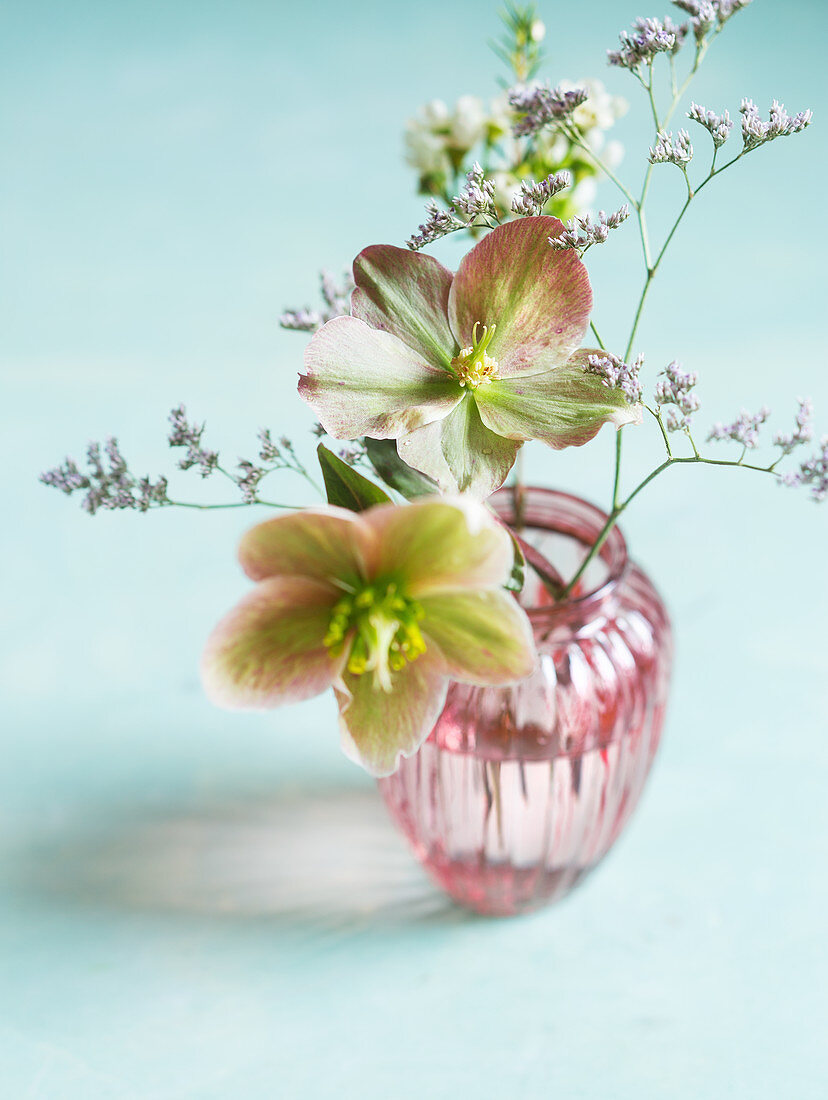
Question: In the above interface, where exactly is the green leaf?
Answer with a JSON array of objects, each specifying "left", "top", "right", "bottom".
[
  {"left": 364, "top": 437, "right": 438, "bottom": 500},
  {"left": 505, "top": 529, "right": 526, "bottom": 594},
  {"left": 316, "top": 443, "right": 392, "bottom": 513}
]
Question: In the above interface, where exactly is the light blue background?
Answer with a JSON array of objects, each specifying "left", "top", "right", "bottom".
[{"left": 2, "top": 0, "right": 827, "bottom": 1096}]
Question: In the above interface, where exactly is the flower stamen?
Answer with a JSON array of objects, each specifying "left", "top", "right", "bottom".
[
  {"left": 451, "top": 322, "right": 500, "bottom": 389},
  {"left": 324, "top": 580, "right": 427, "bottom": 692}
]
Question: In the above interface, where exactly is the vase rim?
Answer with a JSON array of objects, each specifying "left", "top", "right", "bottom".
[{"left": 490, "top": 485, "right": 629, "bottom": 626}]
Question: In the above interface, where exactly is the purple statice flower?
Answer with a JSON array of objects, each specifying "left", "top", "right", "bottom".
[
  {"left": 549, "top": 205, "right": 630, "bottom": 256},
  {"left": 688, "top": 0, "right": 716, "bottom": 38},
  {"left": 654, "top": 361, "right": 700, "bottom": 431},
  {"left": 235, "top": 460, "right": 268, "bottom": 504},
  {"left": 280, "top": 269, "right": 355, "bottom": 333},
  {"left": 586, "top": 352, "right": 644, "bottom": 405},
  {"left": 649, "top": 128, "right": 694, "bottom": 165},
  {"left": 407, "top": 165, "right": 499, "bottom": 250},
  {"left": 336, "top": 442, "right": 367, "bottom": 467},
  {"left": 687, "top": 102, "right": 733, "bottom": 147},
  {"left": 168, "top": 405, "right": 219, "bottom": 477},
  {"left": 707, "top": 406, "right": 771, "bottom": 449},
  {"left": 715, "top": 0, "right": 752, "bottom": 22},
  {"left": 40, "top": 438, "right": 170, "bottom": 515},
  {"left": 608, "top": 17, "right": 687, "bottom": 70},
  {"left": 451, "top": 163, "right": 497, "bottom": 219},
  {"left": 740, "top": 99, "right": 813, "bottom": 152},
  {"left": 511, "top": 171, "right": 571, "bottom": 217},
  {"left": 509, "top": 83, "right": 589, "bottom": 137},
  {"left": 257, "top": 427, "right": 282, "bottom": 463},
  {"left": 774, "top": 398, "right": 814, "bottom": 456},
  {"left": 406, "top": 200, "right": 466, "bottom": 251},
  {"left": 673, "top": 0, "right": 751, "bottom": 25},
  {"left": 781, "top": 437, "right": 828, "bottom": 502}
]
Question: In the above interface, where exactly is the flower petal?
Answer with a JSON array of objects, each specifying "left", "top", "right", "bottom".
[
  {"left": 363, "top": 496, "right": 513, "bottom": 596},
  {"left": 335, "top": 648, "right": 449, "bottom": 776},
  {"left": 420, "top": 589, "right": 538, "bottom": 684},
  {"left": 351, "top": 245, "right": 457, "bottom": 370},
  {"left": 397, "top": 394, "right": 520, "bottom": 499},
  {"left": 202, "top": 577, "right": 341, "bottom": 709},
  {"left": 238, "top": 507, "right": 374, "bottom": 587},
  {"left": 448, "top": 216, "right": 592, "bottom": 377},
  {"left": 475, "top": 352, "right": 642, "bottom": 449},
  {"left": 299, "top": 315, "right": 462, "bottom": 440}
]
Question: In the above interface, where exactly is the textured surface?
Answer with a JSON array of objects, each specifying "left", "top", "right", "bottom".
[{"left": 2, "top": 0, "right": 828, "bottom": 1096}]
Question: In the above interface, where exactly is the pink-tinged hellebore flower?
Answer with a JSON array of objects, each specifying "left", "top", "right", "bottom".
[
  {"left": 202, "top": 497, "right": 537, "bottom": 776},
  {"left": 299, "top": 216, "right": 641, "bottom": 500}
]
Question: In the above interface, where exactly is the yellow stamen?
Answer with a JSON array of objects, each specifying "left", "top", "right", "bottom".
[
  {"left": 451, "top": 322, "right": 500, "bottom": 389},
  {"left": 325, "top": 579, "right": 427, "bottom": 692}
]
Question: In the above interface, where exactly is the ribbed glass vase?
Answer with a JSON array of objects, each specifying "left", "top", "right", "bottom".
[{"left": 377, "top": 487, "right": 673, "bottom": 917}]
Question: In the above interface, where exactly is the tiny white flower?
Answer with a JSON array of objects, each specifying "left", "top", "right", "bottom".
[
  {"left": 449, "top": 95, "right": 487, "bottom": 150},
  {"left": 404, "top": 129, "right": 450, "bottom": 176},
  {"left": 491, "top": 170, "right": 522, "bottom": 211},
  {"left": 488, "top": 93, "right": 513, "bottom": 138},
  {"left": 421, "top": 99, "right": 450, "bottom": 127},
  {"left": 603, "top": 140, "right": 625, "bottom": 169},
  {"left": 571, "top": 177, "right": 597, "bottom": 210}
]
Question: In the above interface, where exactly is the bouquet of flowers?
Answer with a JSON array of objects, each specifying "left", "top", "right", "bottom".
[{"left": 43, "top": 0, "right": 822, "bottom": 792}]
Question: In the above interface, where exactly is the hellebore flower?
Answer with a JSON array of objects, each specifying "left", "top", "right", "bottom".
[
  {"left": 202, "top": 497, "right": 537, "bottom": 776},
  {"left": 299, "top": 216, "right": 640, "bottom": 500}
]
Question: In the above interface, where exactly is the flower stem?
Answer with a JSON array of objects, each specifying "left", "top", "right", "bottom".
[
  {"left": 511, "top": 449, "right": 527, "bottom": 531},
  {"left": 560, "top": 454, "right": 780, "bottom": 599},
  {"left": 589, "top": 319, "right": 607, "bottom": 350},
  {"left": 165, "top": 498, "right": 294, "bottom": 511}
]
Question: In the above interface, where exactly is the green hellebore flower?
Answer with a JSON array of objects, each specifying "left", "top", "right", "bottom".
[
  {"left": 202, "top": 497, "right": 537, "bottom": 776},
  {"left": 299, "top": 215, "right": 641, "bottom": 500}
]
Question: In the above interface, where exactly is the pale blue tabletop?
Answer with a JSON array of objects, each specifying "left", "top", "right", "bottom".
[{"left": 2, "top": 1, "right": 827, "bottom": 1096}]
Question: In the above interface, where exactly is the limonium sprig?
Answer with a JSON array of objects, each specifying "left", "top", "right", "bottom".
[
  {"left": 654, "top": 362, "right": 700, "bottom": 433},
  {"left": 510, "top": 170, "right": 571, "bottom": 216},
  {"left": 40, "top": 407, "right": 321, "bottom": 513},
  {"left": 549, "top": 205, "right": 631, "bottom": 255},
  {"left": 508, "top": 83, "right": 590, "bottom": 136},
  {"left": 280, "top": 270, "right": 355, "bottom": 334},
  {"left": 773, "top": 400, "right": 814, "bottom": 457},
  {"left": 782, "top": 438, "right": 828, "bottom": 503},
  {"left": 406, "top": 164, "right": 502, "bottom": 251}
]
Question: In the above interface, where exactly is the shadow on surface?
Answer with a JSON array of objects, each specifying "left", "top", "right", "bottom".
[{"left": 11, "top": 785, "right": 462, "bottom": 929}]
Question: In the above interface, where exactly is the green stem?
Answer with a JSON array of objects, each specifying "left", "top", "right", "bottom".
[
  {"left": 590, "top": 26, "right": 743, "bottom": 592},
  {"left": 511, "top": 448, "right": 527, "bottom": 531},
  {"left": 560, "top": 455, "right": 780, "bottom": 599},
  {"left": 166, "top": 499, "right": 294, "bottom": 511},
  {"left": 564, "top": 126, "right": 638, "bottom": 209},
  {"left": 589, "top": 319, "right": 607, "bottom": 350},
  {"left": 612, "top": 430, "right": 623, "bottom": 511},
  {"left": 646, "top": 405, "right": 673, "bottom": 458}
]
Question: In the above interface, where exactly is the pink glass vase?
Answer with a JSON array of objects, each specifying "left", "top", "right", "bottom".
[{"left": 377, "top": 487, "right": 673, "bottom": 917}]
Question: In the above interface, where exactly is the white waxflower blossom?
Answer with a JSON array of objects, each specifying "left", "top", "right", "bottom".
[
  {"left": 571, "top": 176, "right": 598, "bottom": 210},
  {"left": 559, "top": 78, "right": 628, "bottom": 133},
  {"left": 488, "top": 93, "right": 513, "bottom": 139},
  {"left": 490, "top": 170, "right": 522, "bottom": 212},
  {"left": 404, "top": 128, "right": 451, "bottom": 176},
  {"left": 421, "top": 99, "right": 450, "bottom": 127},
  {"left": 449, "top": 95, "right": 487, "bottom": 149},
  {"left": 603, "top": 139, "right": 625, "bottom": 169},
  {"left": 534, "top": 129, "right": 570, "bottom": 164},
  {"left": 404, "top": 100, "right": 456, "bottom": 176},
  {"left": 530, "top": 19, "right": 546, "bottom": 42}
]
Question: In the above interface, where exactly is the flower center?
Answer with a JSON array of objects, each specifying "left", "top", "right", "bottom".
[
  {"left": 323, "top": 580, "right": 427, "bottom": 692},
  {"left": 451, "top": 322, "right": 500, "bottom": 389}
]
